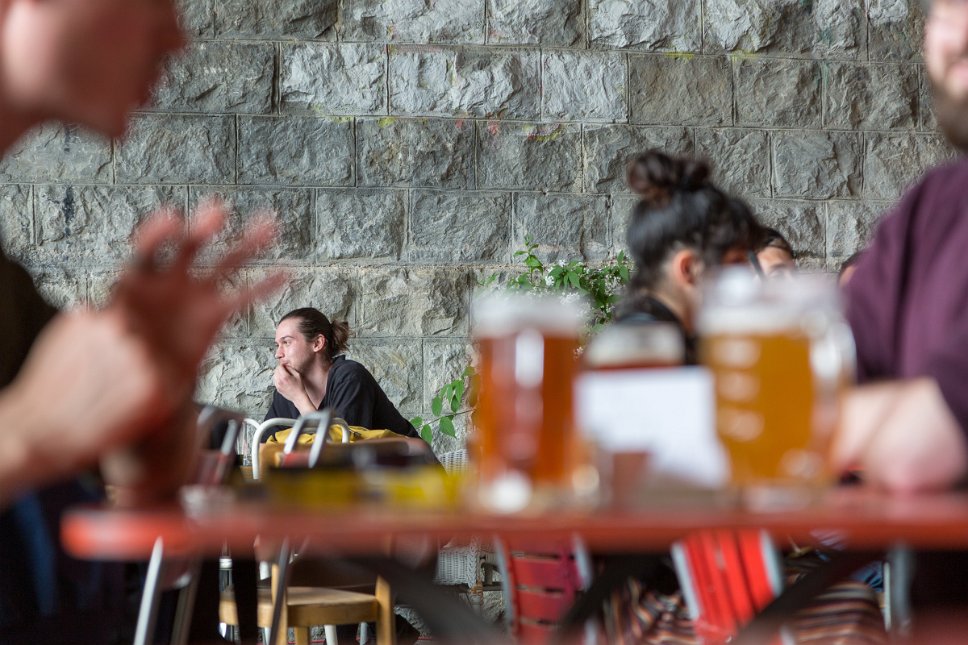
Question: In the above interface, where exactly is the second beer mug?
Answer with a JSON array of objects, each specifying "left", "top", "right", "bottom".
[
  {"left": 472, "top": 292, "right": 584, "bottom": 512},
  {"left": 698, "top": 270, "right": 854, "bottom": 506}
]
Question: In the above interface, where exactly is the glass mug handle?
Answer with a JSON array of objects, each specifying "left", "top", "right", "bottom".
[{"left": 809, "top": 317, "right": 856, "bottom": 453}]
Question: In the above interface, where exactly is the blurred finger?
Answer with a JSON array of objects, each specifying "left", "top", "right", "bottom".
[
  {"left": 208, "top": 212, "right": 277, "bottom": 274},
  {"left": 171, "top": 197, "right": 230, "bottom": 274},
  {"left": 220, "top": 270, "right": 289, "bottom": 318},
  {"left": 129, "top": 207, "right": 183, "bottom": 272}
]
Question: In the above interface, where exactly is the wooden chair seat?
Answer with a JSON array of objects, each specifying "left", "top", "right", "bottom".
[{"left": 220, "top": 586, "right": 379, "bottom": 628}]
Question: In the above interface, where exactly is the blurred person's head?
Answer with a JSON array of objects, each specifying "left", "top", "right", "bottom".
[
  {"left": 838, "top": 250, "right": 863, "bottom": 286},
  {"left": 620, "top": 150, "right": 762, "bottom": 332},
  {"left": 756, "top": 227, "right": 797, "bottom": 280},
  {"left": 275, "top": 308, "right": 350, "bottom": 372},
  {"left": 925, "top": 0, "right": 968, "bottom": 150},
  {"left": 0, "top": 0, "right": 185, "bottom": 138}
]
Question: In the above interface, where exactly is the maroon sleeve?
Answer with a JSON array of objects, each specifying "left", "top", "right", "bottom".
[
  {"left": 842, "top": 189, "right": 919, "bottom": 383},
  {"left": 922, "top": 328, "right": 968, "bottom": 433},
  {"left": 843, "top": 176, "right": 968, "bottom": 433}
]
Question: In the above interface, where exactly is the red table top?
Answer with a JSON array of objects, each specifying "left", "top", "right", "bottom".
[{"left": 61, "top": 487, "right": 968, "bottom": 561}]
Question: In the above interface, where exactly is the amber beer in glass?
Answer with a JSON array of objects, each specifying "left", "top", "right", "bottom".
[
  {"left": 699, "top": 271, "right": 854, "bottom": 503},
  {"left": 472, "top": 293, "right": 584, "bottom": 512}
]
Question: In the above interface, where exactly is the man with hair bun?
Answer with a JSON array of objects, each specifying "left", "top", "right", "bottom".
[{"left": 266, "top": 307, "right": 418, "bottom": 439}]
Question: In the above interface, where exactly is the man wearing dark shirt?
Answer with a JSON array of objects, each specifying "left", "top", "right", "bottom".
[
  {"left": 266, "top": 308, "right": 418, "bottom": 439},
  {"left": 833, "top": 0, "right": 968, "bottom": 492}
]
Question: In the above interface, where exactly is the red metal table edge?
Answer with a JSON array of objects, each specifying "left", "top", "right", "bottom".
[{"left": 61, "top": 488, "right": 968, "bottom": 561}]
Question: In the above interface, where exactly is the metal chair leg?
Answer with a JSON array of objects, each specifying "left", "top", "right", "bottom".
[{"left": 134, "top": 538, "right": 167, "bottom": 645}]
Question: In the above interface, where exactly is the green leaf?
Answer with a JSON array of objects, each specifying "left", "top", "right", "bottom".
[
  {"left": 450, "top": 391, "right": 460, "bottom": 413},
  {"left": 568, "top": 272, "right": 581, "bottom": 289},
  {"left": 431, "top": 395, "right": 443, "bottom": 417},
  {"left": 420, "top": 424, "right": 433, "bottom": 443},
  {"left": 440, "top": 416, "right": 457, "bottom": 437},
  {"left": 619, "top": 266, "right": 630, "bottom": 282},
  {"left": 463, "top": 365, "right": 475, "bottom": 378},
  {"left": 513, "top": 249, "right": 526, "bottom": 256},
  {"left": 454, "top": 379, "right": 466, "bottom": 402},
  {"left": 410, "top": 416, "right": 424, "bottom": 428}
]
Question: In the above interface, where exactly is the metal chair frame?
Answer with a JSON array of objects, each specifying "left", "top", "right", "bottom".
[{"left": 133, "top": 405, "right": 246, "bottom": 645}]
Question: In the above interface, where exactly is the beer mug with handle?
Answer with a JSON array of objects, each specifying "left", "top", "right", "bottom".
[{"left": 698, "top": 269, "right": 855, "bottom": 507}]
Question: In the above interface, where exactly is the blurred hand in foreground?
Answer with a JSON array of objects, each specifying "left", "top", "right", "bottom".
[
  {"left": 832, "top": 378, "right": 968, "bottom": 493},
  {"left": 0, "top": 199, "right": 286, "bottom": 506}
]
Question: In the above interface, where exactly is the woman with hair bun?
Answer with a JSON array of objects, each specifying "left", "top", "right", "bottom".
[
  {"left": 615, "top": 149, "right": 762, "bottom": 363},
  {"left": 266, "top": 307, "right": 418, "bottom": 438}
]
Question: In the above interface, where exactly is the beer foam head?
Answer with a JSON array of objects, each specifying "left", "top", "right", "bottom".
[
  {"left": 584, "top": 323, "right": 683, "bottom": 367},
  {"left": 698, "top": 268, "right": 843, "bottom": 335},
  {"left": 472, "top": 291, "right": 586, "bottom": 337}
]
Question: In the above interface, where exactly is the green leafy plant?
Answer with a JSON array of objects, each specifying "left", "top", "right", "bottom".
[
  {"left": 411, "top": 235, "right": 633, "bottom": 442},
  {"left": 410, "top": 365, "right": 476, "bottom": 444},
  {"left": 505, "top": 235, "right": 632, "bottom": 330}
]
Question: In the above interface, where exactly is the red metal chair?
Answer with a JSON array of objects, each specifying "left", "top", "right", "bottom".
[
  {"left": 494, "top": 536, "right": 594, "bottom": 644},
  {"left": 671, "top": 529, "right": 786, "bottom": 645}
]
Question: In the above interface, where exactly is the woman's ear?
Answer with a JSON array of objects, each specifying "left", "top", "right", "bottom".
[{"left": 670, "top": 249, "right": 701, "bottom": 288}]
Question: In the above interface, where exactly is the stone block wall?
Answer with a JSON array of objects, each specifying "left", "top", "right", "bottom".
[{"left": 0, "top": 0, "right": 952, "bottom": 454}]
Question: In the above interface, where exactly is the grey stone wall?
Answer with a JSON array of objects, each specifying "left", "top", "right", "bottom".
[{"left": 0, "top": 0, "right": 952, "bottom": 454}]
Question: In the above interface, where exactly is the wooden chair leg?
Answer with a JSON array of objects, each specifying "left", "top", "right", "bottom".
[
  {"left": 271, "top": 563, "right": 289, "bottom": 645},
  {"left": 375, "top": 576, "right": 397, "bottom": 645},
  {"left": 293, "top": 627, "right": 310, "bottom": 645}
]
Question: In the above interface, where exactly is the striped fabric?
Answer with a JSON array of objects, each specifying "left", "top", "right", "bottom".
[{"left": 603, "top": 553, "right": 887, "bottom": 645}]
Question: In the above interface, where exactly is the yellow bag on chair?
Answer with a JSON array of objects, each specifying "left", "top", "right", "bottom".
[
  {"left": 268, "top": 424, "right": 397, "bottom": 445},
  {"left": 261, "top": 424, "right": 399, "bottom": 474}
]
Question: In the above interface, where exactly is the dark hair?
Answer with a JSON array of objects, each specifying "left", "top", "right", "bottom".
[
  {"left": 758, "top": 227, "right": 796, "bottom": 260},
  {"left": 279, "top": 307, "right": 350, "bottom": 361},
  {"left": 622, "top": 150, "right": 762, "bottom": 292}
]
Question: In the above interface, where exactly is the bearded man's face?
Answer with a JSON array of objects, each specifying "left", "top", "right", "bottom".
[{"left": 926, "top": 0, "right": 968, "bottom": 150}]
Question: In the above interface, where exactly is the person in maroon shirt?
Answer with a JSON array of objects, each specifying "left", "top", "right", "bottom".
[{"left": 833, "top": 0, "right": 968, "bottom": 492}]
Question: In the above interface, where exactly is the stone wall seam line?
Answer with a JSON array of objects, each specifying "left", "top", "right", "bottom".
[
  {"left": 384, "top": 43, "right": 391, "bottom": 116},
  {"left": 483, "top": 0, "right": 489, "bottom": 46},
  {"left": 233, "top": 114, "right": 239, "bottom": 185},
  {"left": 273, "top": 41, "right": 281, "bottom": 116},
  {"left": 730, "top": 56, "right": 739, "bottom": 127},
  {"left": 404, "top": 187, "right": 413, "bottom": 263},
  {"left": 865, "top": 8, "right": 871, "bottom": 63},
  {"left": 700, "top": 0, "right": 706, "bottom": 53},
  {"left": 822, "top": 200, "right": 831, "bottom": 265}
]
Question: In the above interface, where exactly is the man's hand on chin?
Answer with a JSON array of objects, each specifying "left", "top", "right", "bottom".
[{"left": 273, "top": 363, "right": 315, "bottom": 415}]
